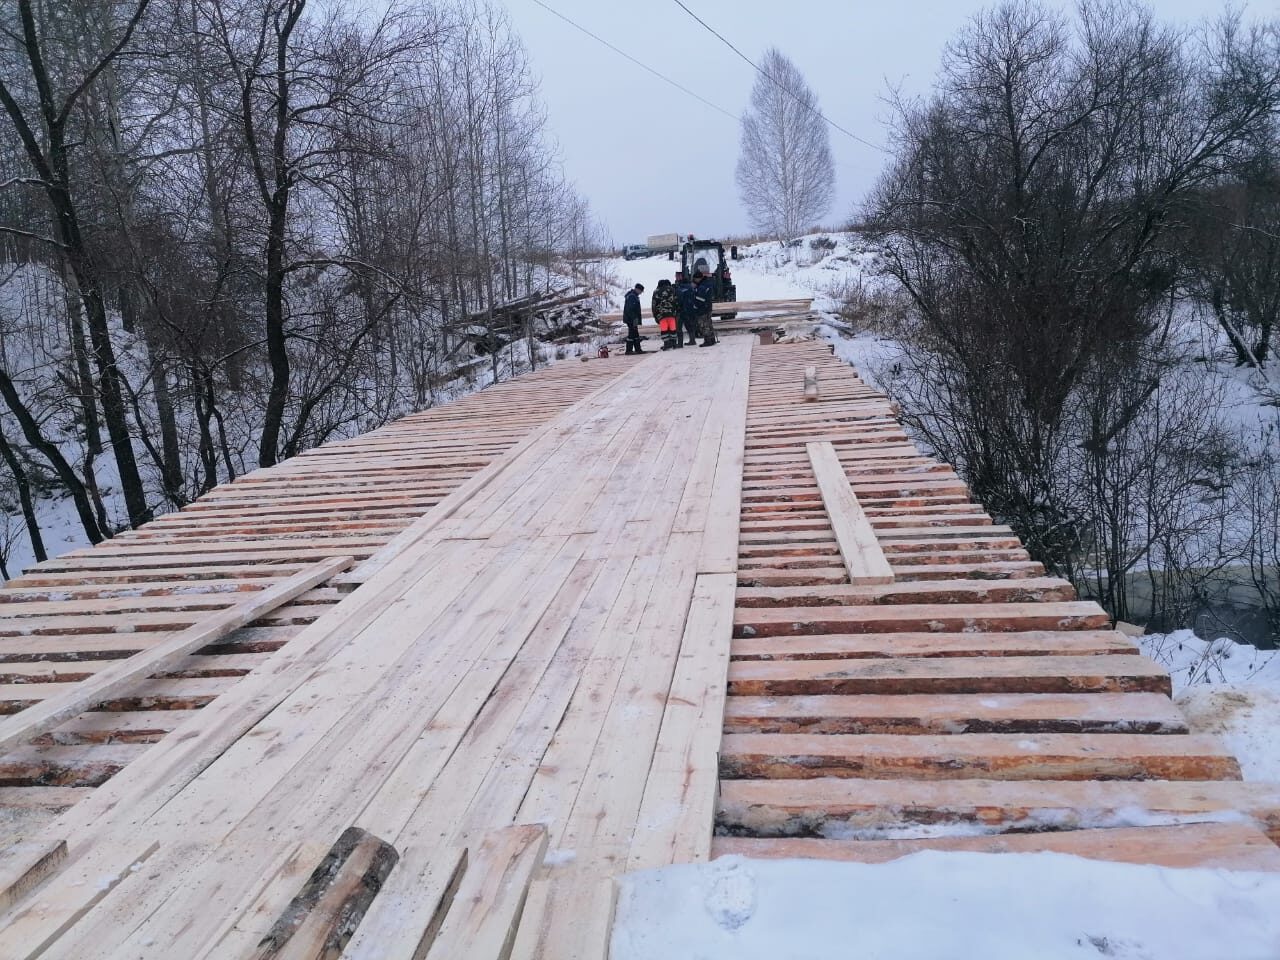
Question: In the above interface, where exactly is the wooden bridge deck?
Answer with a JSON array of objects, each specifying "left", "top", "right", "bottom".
[{"left": 0, "top": 336, "right": 1277, "bottom": 958}]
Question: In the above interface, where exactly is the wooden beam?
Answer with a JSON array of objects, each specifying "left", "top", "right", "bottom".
[
  {"left": 805, "top": 441, "right": 893, "bottom": 585},
  {"left": 341, "top": 846, "right": 467, "bottom": 960},
  {"left": 424, "top": 825, "right": 548, "bottom": 960},
  {"left": 0, "top": 556, "right": 352, "bottom": 756},
  {"left": 0, "top": 839, "right": 65, "bottom": 914}
]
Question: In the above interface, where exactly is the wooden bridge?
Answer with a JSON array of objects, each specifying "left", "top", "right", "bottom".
[{"left": 0, "top": 335, "right": 1277, "bottom": 958}]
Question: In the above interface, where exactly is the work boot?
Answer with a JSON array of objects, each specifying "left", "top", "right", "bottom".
[{"left": 699, "top": 337, "right": 717, "bottom": 347}]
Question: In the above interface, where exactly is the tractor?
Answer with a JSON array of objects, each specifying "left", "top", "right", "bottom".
[{"left": 680, "top": 238, "right": 737, "bottom": 319}]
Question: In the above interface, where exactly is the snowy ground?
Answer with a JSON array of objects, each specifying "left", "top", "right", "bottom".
[
  {"left": 612, "top": 852, "right": 1280, "bottom": 960},
  {"left": 1138, "top": 630, "right": 1280, "bottom": 782}
]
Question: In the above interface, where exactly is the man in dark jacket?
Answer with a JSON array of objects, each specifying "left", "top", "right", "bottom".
[
  {"left": 623, "top": 283, "right": 644, "bottom": 354},
  {"left": 674, "top": 272, "right": 698, "bottom": 348},
  {"left": 692, "top": 271, "right": 717, "bottom": 347}
]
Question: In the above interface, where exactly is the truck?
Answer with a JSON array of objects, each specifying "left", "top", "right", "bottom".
[
  {"left": 645, "top": 233, "right": 681, "bottom": 255},
  {"left": 681, "top": 238, "right": 738, "bottom": 318}
]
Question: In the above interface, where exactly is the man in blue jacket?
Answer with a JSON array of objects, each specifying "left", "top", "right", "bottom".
[
  {"left": 622, "top": 283, "right": 645, "bottom": 354},
  {"left": 674, "top": 272, "right": 698, "bottom": 348},
  {"left": 692, "top": 271, "right": 717, "bottom": 347}
]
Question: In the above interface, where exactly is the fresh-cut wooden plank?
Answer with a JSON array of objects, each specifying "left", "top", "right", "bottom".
[
  {"left": 806, "top": 440, "right": 893, "bottom": 585},
  {"left": 627, "top": 572, "right": 737, "bottom": 870},
  {"left": 424, "top": 825, "right": 548, "bottom": 960},
  {"left": 340, "top": 845, "right": 466, "bottom": 960},
  {"left": 0, "top": 558, "right": 352, "bottom": 758},
  {"left": 0, "top": 838, "right": 159, "bottom": 960}
]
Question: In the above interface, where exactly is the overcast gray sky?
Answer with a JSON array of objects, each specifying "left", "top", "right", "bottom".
[{"left": 501, "top": 0, "right": 1264, "bottom": 244}]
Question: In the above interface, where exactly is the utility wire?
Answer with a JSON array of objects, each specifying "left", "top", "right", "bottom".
[
  {"left": 670, "top": 0, "right": 887, "bottom": 153},
  {"left": 528, "top": 0, "right": 739, "bottom": 123}
]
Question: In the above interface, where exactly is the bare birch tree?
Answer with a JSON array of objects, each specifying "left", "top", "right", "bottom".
[{"left": 735, "top": 48, "right": 835, "bottom": 241}]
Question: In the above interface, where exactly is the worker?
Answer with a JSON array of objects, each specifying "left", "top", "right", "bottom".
[
  {"left": 692, "top": 270, "right": 717, "bottom": 347},
  {"left": 650, "top": 278, "right": 679, "bottom": 351},
  {"left": 623, "top": 282, "right": 645, "bottom": 354},
  {"left": 674, "top": 271, "right": 698, "bottom": 348}
]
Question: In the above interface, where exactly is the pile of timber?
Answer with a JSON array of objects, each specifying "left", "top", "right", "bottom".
[
  {"left": 451, "top": 287, "right": 605, "bottom": 355},
  {"left": 713, "top": 341, "right": 1280, "bottom": 871}
]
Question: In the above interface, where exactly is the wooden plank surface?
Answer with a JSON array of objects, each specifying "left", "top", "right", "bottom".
[
  {"left": 0, "top": 338, "right": 754, "bottom": 959},
  {"left": 0, "top": 558, "right": 351, "bottom": 757}
]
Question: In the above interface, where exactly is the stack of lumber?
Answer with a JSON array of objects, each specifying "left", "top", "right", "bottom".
[
  {"left": 453, "top": 287, "right": 604, "bottom": 354},
  {"left": 0, "top": 341, "right": 750, "bottom": 959},
  {"left": 713, "top": 342, "right": 1280, "bottom": 871},
  {"left": 0, "top": 358, "right": 631, "bottom": 847}
]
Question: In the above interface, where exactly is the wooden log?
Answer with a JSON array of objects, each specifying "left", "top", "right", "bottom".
[
  {"left": 734, "top": 600, "right": 1113, "bottom": 637},
  {"left": 718, "top": 732, "right": 1242, "bottom": 782},
  {"left": 722, "top": 691, "right": 1188, "bottom": 736},
  {"left": 712, "top": 823, "right": 1280, "bottom": 872},
  {"left": 726, "top": 654, "right": 1172, "bottom": 697},
  {"left": 715, "top": 777, "right": 1280, "bottom": 842},
  {"left": 730, "top": 629, "right": 1138, "bottom": 661},
  {"left": 0, "top": 557, "right": 352, "bottom": 757}
]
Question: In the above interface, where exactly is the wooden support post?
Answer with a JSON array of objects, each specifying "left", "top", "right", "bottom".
[
  {"left": 806, "top": 441, "right": 894, "bottom": 585},
  {"left": 0, "top": 556, "right": 353, "bottom": 756}
]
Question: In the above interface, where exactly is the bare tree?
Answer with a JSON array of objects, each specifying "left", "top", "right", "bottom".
[
  {"left": 865, "top": 0, "right": 1280, "bottom": 605},
  {"left": 735, "top": 48, "right": 835, "bottom": 241},
  {"left": 0, "top": 0, "right": 154, "bottom": 526},
  {"left": 0, "top": 0, "right": 604, "bottom": 574}
]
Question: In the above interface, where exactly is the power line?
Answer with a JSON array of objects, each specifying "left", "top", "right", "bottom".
[
  {"left": 528, "top": 0, "right": 739, "bottom": 123},
  {"left": 669, "top": 0, "right": 887, "bottom": 154}
]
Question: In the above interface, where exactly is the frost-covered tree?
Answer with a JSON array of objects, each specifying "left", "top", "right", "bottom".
[{"left": 735, "top": 48, "right": 835, "bottom": 240}]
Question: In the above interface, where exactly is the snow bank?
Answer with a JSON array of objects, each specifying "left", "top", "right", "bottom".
[
  {"left": 612, "top": 852, "right": 1280, "bottom": 960},
  {"left": 1132, "top": 631, "right": 1280, "bottom": 783},
  {"left": 1178, "top": 684, "right": 1280, "bottom": 782},
  {"left": 1140, "top": 629, "right": 1280, "bottom": 691}
]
